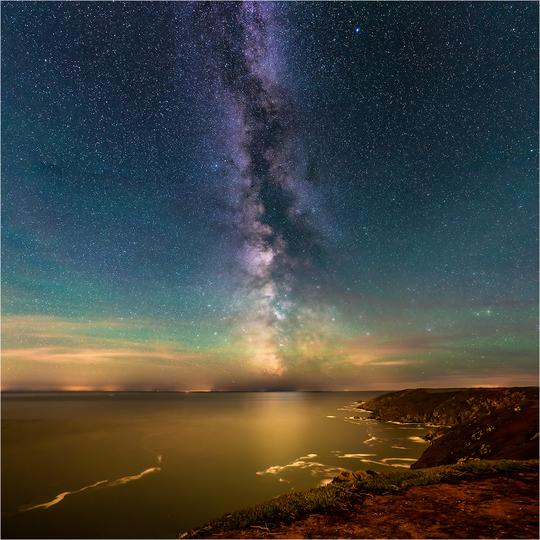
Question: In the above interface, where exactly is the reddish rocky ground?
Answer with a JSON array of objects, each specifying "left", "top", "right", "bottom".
[{"left": 207, "top": 470, "right": 539, "bottom": 539}]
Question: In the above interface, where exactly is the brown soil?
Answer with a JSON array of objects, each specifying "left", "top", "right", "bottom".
[{"left": 207, "top": 471, "right": 539, "bottom": 539}]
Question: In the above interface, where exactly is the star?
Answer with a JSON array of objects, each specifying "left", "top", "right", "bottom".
[{"left": 1, "top": 0, "right": 537, "bottom": 391}]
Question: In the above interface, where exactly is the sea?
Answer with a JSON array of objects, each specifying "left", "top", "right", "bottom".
[{"left": 1, "top": 391, "right": 429, "bottom": 538}]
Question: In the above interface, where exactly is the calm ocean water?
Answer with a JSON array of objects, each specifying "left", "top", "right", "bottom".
[{"left": 1, "top": 392, "right": 429, "bottom": 538}]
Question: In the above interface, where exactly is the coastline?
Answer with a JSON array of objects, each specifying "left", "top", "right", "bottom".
[
  {"left": 185, "top": 386, "right": 539, "bottom": 539},
  {"left": 186, "top": 460, "right": 539, "bottom": 539}
]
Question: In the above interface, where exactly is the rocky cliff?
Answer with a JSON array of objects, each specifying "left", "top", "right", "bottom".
[
  {"left": 361, "top": 386, "right": 539, "bottom": 468},
  {"left": 360, "top": 386, "right": 538, "bottom": 426}
]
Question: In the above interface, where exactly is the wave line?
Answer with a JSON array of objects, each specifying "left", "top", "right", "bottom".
[{"left": 20, "top": 460, "right": 161, "bottom": 512}]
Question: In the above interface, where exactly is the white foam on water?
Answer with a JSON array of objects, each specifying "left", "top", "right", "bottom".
[
  {"left": 358, "top": 458, "right": 412, "bottom": 469},
  {"left": 344, "top": 417, "right": 376, "bottom": 425},
  {"left": 256, "top": 454, "right": 346, "bottom": 478},
  {"left": 20, "top": 479, "right": 109, "bottom": 511},
  {"left": 108, "top": 466, "right": 160, "bottom": 487},
  {"left": 20, "top": 457, "right": 162, "bottom": 512},
  {"left": 337, "top": 453, "right": 376, "bottom": 459},
  {"left": 337, "top": 403, "right": 369, "bottom": 413},
  {"left": 256, "top": 459, "right": 326, "bottom": 475},
  {"left": 381, "top": 457, "right": 417, "bottom": 462}
]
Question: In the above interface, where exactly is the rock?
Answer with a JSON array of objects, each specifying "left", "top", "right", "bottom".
[
  {"left": 332, "top": 471, "right": 355, "bottom": 483},
  {"left": 359, "top": 387, "right": 538, "bottom": 469},
  {"left": 363, "top": 387, "right": 538, "bottom": 427},
  {"left": 412, "top": 395, "right": 538, "bottom": 469},
  {"left": 353, "top": 470, "right": 371, "bottom": 481}
]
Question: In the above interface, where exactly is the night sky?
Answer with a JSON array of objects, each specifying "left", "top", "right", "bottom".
[{"left": 2, "top": 1, "right": 538, "bottom": 391}]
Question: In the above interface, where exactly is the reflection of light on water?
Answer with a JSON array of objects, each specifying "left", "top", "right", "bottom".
[
  {"left": 408, "top": 436, "right": 426, "bottom": 443},
  {"left": 20, "top": 456, "right": 162, "bottom": 512}
]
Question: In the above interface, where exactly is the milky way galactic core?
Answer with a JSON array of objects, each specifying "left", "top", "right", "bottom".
[{"left": 2, "top": 1, "right": 538, "bottom": 390}]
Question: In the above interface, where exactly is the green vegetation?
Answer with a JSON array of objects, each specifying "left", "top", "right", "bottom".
[{"left": 185, "top": 459, "right": 538, "bottom": 538}]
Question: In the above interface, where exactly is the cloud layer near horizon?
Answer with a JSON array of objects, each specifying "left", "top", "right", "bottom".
[
  {"left": 2, "top": 3, "right": 537, "bottom": 392},
  {"left": 2, "top": 314, "right": 537, "bottom": 391}
]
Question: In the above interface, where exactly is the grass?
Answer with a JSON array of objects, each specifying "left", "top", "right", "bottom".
[{"left": 185, "top": 459, "right": 538, "bottom": 537}]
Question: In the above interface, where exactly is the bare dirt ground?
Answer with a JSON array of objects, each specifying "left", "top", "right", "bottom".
[{"left": 208, "top": 470, "right": 539, "bottom": 539}]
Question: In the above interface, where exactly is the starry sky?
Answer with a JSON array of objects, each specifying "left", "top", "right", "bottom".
[{"left": 2, "top": 1, "right": 538, "bottom": 391}]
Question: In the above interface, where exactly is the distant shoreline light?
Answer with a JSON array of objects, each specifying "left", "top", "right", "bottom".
[
  {"left": 1, "top": 388, "right": 379, "bottom": 393},
  {"left": 2, "top": 384, "right": 538, "bottom": 395}
]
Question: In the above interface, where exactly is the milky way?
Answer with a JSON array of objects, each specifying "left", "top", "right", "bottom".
[
  {"left": 2, "top": 1, "right": 538, "bottom": 390},
  {"left": 199, "top": 2, "right": 322, "bottom": 375}
]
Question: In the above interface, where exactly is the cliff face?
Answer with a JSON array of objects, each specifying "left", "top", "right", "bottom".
[
  {"left": 361, "top": 387, "right": 539, "bottom": 468},
  {"left": 361, "top": 387, "right": 538, "bottom": 426},
  {"left": 413, "top": 400, "right": 538, "bottom": 468}
]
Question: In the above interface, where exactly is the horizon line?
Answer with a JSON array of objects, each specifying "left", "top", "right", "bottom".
[{"left": 2, "top": 385, "right": 538, "bottom": 394}]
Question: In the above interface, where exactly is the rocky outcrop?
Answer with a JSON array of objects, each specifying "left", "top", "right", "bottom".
[
  {"left": 412, "top": 399, "right": 539, "bottom": 468},
  {"left": 361, "top": 387, "right": 539, "bottom": 468},
  {"left": 332, "top": 469, "right": 377, "bottom": 483},
  {"left": 360, "top": 387, "right": 538, "bottom": 426}
]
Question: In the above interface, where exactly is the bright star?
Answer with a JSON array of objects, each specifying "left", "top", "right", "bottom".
[{"left": 354, "top": 26, "right": 361, "bottom": 34}]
